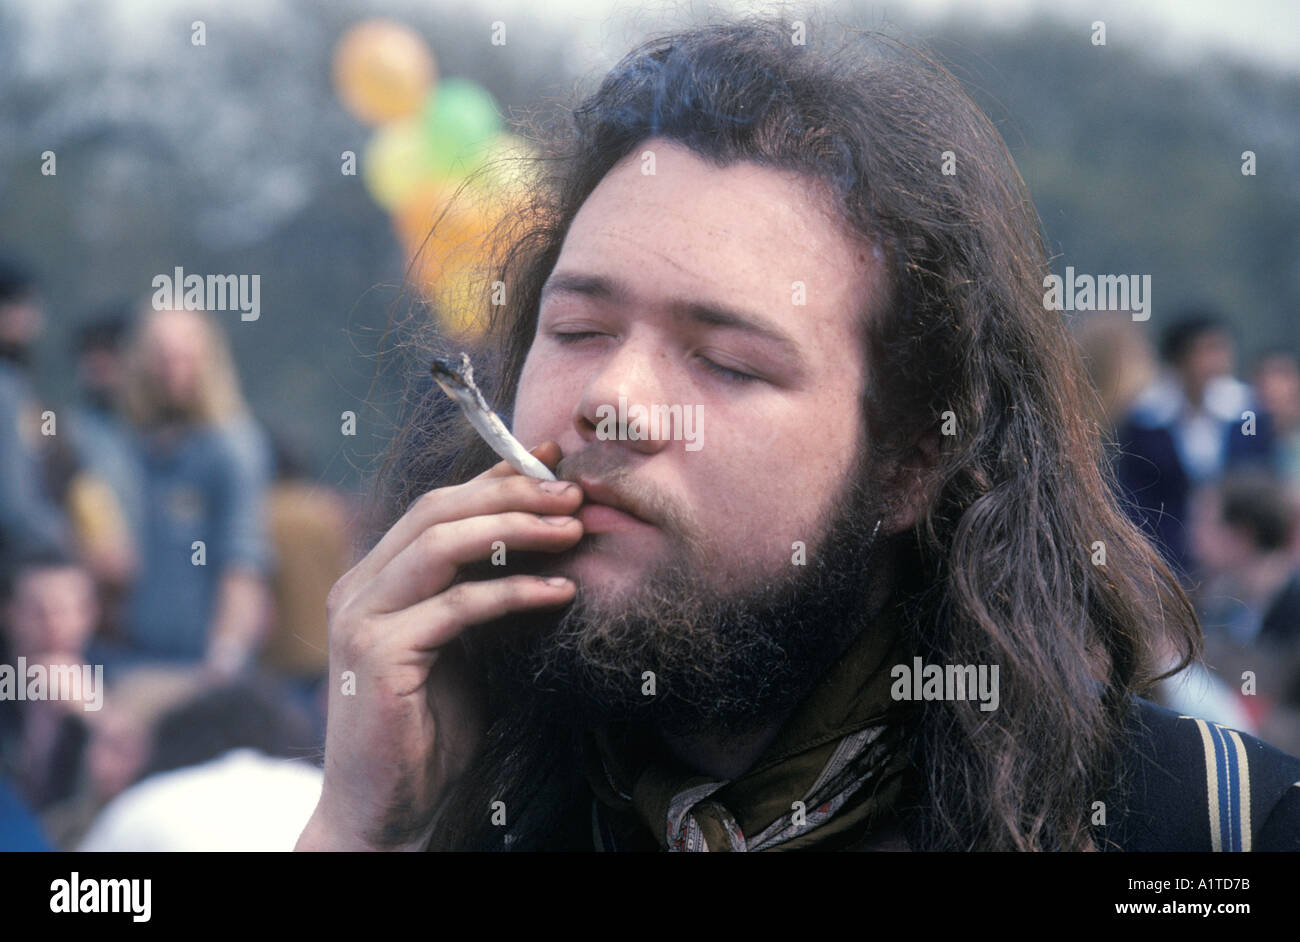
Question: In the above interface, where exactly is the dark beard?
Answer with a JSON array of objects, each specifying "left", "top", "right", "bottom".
[{"left": 465, "top": 459, "right": 891, "bottom": 740}]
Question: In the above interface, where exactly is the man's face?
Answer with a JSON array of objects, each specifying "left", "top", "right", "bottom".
[
  {"left": 512, "top": 137, "right": 881, "bottom": 604},
  {"left": 498, "top": 139, "right": 893, "bottom": 733}
]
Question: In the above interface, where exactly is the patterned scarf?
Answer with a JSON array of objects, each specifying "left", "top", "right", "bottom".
[{"left": 582, "top": 606, "right": 911, "bottom": 852}]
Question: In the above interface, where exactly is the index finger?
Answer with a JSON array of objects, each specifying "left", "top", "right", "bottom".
[{"left": 474, "top": 440, "right": 563, "bottom": 480}]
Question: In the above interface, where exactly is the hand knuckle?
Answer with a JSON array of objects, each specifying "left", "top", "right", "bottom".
[
  {"left": 416, "top": 523, "right": 445, "bottom": 556},
  {"left": 337, "top": 621, "right": 373, "bottom": 664},
  {"left": 413, "top": 488, "right": 444, "bottom": 519},
  {"left": 440, "top": 582, "right": 472, "bottom": 618},
  {"left": 509, "top": 475, "right": 539, "bottom": 500},
  {"left": 508, "top": 577, "right": 536, "bottom": 604},
  {"left": 508, "top": 511, "right": 539, "bottom": 531}
]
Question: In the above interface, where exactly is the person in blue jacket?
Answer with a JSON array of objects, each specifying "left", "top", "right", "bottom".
[{"left": 1115, "top": 312, "right": 1278, "bottom": 582}]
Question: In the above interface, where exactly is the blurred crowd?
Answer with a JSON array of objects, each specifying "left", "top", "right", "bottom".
[
  {"left": 0, "top": 252, "right": 355, "bottom": 850},
  {"left": 1078, "top": 308, "right": 1300, "bottom": 755}
]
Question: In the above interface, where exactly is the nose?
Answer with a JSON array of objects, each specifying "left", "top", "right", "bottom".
[{"left": 573, "top": 335, "right": 677, "bottom": 455}]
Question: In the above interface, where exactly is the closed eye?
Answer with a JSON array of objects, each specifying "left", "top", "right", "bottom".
[
  {"left": 550, "top": 331, "right": 605, "bottom": 344},
  {"left": 699, "top": 356, "right": 760, "bottom": 384},
  {"left": 550, "top": 331, "right": 761, "bottom": 383}
]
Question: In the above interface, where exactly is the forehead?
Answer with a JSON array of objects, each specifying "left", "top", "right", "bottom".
[
  {"left": 1191, "top": 330, "right": 1232, "bottom": 350},
  {"left": 553, "top": 138, "right": 878, "bottom": 347},
  {"left": 17, "top": 566, "right": 87, "bottom": 595},
  {"left": 148, "top": 310, "right": 205, "bottom": 345}
]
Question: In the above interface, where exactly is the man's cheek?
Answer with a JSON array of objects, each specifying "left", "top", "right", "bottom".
[
  {"left": 510, "top": 385, "right": 546, "bottom": 444},
  {"left": 692, "top": 507, "right": 790, "bottom": 578},
  {"left": 513, "top": 366, "right": 569, "bottom": 442},
  {"left": 510, "top": 404, "right": 539, "bottom": 445}
]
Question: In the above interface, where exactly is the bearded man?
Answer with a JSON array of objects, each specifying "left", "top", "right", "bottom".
[{"left": 298, "top": 18, "right": 1300, "bottom": 852}]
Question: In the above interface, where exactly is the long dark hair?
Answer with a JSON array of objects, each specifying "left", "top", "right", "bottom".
[{"left": 370, "top": 14, "right": 1200, "bottom": 851}]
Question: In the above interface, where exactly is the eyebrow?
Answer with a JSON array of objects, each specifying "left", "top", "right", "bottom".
[{"left": 539, "top": 271, "right": 808, "bottom": 373}]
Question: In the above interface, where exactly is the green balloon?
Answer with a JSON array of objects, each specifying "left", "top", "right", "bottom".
[{"left": 420, "top": 78, "right": 503, "bottom": 177}]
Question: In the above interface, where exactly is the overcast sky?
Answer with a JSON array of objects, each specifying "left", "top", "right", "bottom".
[
  {"left": 32, "top": 0, "right": 1296, "bottom": 77},
  {"left": 442, "top": 0, "right": 1299, "bottom": 73}
]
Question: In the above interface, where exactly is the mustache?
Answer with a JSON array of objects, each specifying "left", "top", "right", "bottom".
[{"left": 553, "top": 447, "right": 700, "bottom": 545}]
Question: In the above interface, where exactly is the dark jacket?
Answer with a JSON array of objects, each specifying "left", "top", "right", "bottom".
[
  {"left": 1114, "top": 386, "right": 1277, "bottom": 579},
  {"left": 1099, "top": 697, "right": 1299, "bottom": 851}
]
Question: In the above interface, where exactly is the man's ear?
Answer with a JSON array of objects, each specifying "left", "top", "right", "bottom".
[{"left": 882, "top": 428, "right": 942, "bottom": 535}]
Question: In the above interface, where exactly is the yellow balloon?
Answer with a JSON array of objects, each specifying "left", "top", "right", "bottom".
[
  {"left": 333, "top": 20, "right": 436, "bottom": 125},
  {"left": 467, "top": 132, "right": 541, "bottom": 203},
  {"left": 362, "top": 119, "right": 438, "bottom": 212}
]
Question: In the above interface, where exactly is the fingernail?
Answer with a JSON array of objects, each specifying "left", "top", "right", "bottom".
[
  {"left": 539, "top": 480, "right": 574, "bottom": 495},
  {"left": 544, "top": 576, "right": 572, "bottom": 587},
  {"left": 541, "top": 515, "right": 575, "bottom": 526}
]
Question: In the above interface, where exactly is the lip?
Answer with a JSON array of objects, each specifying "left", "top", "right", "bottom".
[{"left": 575, "top": 476, "right": 656, "bottom": 533}]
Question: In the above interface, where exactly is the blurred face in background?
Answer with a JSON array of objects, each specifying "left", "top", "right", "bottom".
[
  {"left": 1189, "top": 487, "right": 1252, "bottom": 577},
  {"left": 1177, "top": 329, "right": 1234, "bottom": 398},
  {"left": 79, "top": 344, "right": 124, "bottom": 402},
  {"left": 87, "top": 707, "right": 148, "bottom": 802},
  {"left": 4, "top": 564, "right": 98, "bottom": 659},
  {"left": 142, "top": 308, "right": 207, "bottom": 413},
  {"left": 1254, "top": 353, "right": 1300, "bottom": 432},
  {"left": 0, "top": 294, "right": 44, "bottom": 353}
]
